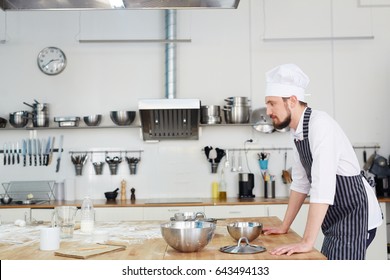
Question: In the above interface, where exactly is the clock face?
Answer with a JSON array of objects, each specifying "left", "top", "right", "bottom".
[{"left": 37, "top": 47, "right": 67, "bottom": 75}]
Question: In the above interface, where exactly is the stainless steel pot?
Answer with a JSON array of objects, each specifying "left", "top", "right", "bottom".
[
  {"left": 200, "top": 105, "right": 221, "bottom": 124},
  {"left": 226, "top": 106, "right": 250, "bottom": 124}
]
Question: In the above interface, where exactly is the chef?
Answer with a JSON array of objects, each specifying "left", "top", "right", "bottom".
[{"left": 262, "top": 64, "right": 383, "bottom": 260}]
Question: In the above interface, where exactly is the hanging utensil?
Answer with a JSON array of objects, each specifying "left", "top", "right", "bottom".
[
  {"left": 16, "top": 142, "right": 20, "bottom": 164},
  {"left": 282, "top": 152, "right": 292, "bottom": 184},
  {"left": 3, "top": 143, "right": 6, "bottom": 165},
  {"left": 56, "top": 135, "right": 64, "bottom": 172},
  {"left": 237, "top": 150, "right": 243, "bottom": 172},
  {"left": 363, "top": 148, "right": 367, "bottom": 164},
  {"left": 231, "top": 150, "right": 237, "bottom": 172},
  {"left": 22, "top": 139, "right": 27, "bottom": 167},
  {"left": 363, "top": 151, "right": 376, "bottom": 171},
  {"left": 11, "top": 143, "right": 15, "bottom": 165}
]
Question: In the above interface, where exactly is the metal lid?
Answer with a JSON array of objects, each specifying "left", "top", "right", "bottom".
[{"left": 220, "top": 237, "right": 266, "bottom": 254}]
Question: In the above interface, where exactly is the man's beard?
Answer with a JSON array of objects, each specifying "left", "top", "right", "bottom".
[{"left": 273, "top": 108, "right": 291, "bottom": 130}]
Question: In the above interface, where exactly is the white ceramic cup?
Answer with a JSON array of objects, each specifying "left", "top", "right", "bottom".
[{"left": 40, "top": 227, "right": 60, "bottom": 251}]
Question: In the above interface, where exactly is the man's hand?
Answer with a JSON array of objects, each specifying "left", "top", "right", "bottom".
[{"left": 268, "top": 241, "right": 314, "bottom": 256}]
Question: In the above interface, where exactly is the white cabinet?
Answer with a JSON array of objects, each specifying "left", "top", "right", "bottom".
[
  {"left": 204, "top": 205, "right": 267, "bottom": 219},
  {"left": 95, "top": 207, "right": 143, "bottom": 222},
  {"left": 0, "top": 208, "right": 30, "bottom": 223},
  {"left": 31, "top": 208, "right": 54, "bottom": 222},
  {"left": 143, "top": 206, "right": 205, "bottom": 221}
]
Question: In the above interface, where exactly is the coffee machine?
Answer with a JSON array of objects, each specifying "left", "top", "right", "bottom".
[
  {"left": 375, "top": 177, "right": 389, "bottom": 197},
  {"left": 370, "top": 155, "right": 390, "bottom": 198},
  {"left": 238, "top": 173, "right": 255, "bottom": 198}
]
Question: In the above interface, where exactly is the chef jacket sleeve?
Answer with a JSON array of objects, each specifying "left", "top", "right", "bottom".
[
  {"left": 308, "top": 113, "right": 338, "bottom": 204},
  {"left": 290, "top": 139, "right": 311, "bottom": 194}
]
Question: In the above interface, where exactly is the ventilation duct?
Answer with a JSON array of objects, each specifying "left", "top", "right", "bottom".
[
  {"left": 139, "top": 9, "right": 200, "bottom": 141},
  {"left": 0, "top": 0, "right": 240, "bottom": 10}
]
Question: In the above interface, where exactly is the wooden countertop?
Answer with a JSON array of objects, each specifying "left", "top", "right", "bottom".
[
  {"left": 0, "top": 216, "right": 326, "bottom": 260},
  {"left": 1, "top": 196, "right": 389, "bottom": 209}
]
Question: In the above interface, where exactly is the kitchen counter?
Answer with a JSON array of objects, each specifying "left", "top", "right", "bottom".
[
  {"left": 1, "top": 196, "right": 389, "bottom": 209},
  {"left": 0, "top": 216, "right": 326, "bottom": 260}
]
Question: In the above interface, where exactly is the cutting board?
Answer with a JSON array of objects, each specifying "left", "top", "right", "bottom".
[{"left": 55, "top": 244, "right": 126, "bottom": 259}]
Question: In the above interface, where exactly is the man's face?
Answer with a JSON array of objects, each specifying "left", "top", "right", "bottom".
[{"left": 265, "top": 96, "right": 291, "bottom": 130}]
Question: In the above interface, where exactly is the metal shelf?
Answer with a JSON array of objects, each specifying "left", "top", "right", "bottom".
[{"left": 0, "top": 125, "right": 141, "bottom": 131}]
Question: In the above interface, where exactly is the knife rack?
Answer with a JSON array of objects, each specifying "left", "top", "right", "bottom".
[
  {"left": 0, "top": 148, "right": 63, "bottom": 153},
  {"left": 69, "top": 149, "right": 143, "bottom": 156}
]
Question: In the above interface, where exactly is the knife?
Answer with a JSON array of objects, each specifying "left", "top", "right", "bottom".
[
  {"left": 48, "top": 136, "right": 55, "bottom": 165},
  {"left": 33, "top": 138, "right": 37, "bottom": 166},
  {"left": 11, "top": 143, "right": 15, "bottom": 165},
  {"left": 16, "top": 142, "right": 20, "bottom": 164},
  {"left": 7, "top": 143, "right": 10, "bottom": 165},
  {"left": 28, "top": 138, "right": 32, "bottom": 166},
  {"left": 56, "top": 135, "right": 64, "bottom": 172},
  {"left": 38, "top": 139, "right": 42, "bottom": 166},
  {"left": 3, "top": 143, "right": 6, "bottom": 165},
  {"left": 44, "top": 137, "right": 51, "bottom": 166},
  {"left": 22, "top": 140, "right": 27, "bottom": 167}
]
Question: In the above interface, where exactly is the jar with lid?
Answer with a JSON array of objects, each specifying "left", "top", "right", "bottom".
[{"left": 80, "top": 196, "right": 94, "bottom": 234}]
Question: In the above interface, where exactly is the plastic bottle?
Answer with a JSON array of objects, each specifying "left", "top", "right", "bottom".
[{"left": 80, "top": 196, "right": 94, "bottom": 234}]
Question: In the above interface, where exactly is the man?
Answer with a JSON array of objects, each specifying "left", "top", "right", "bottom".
[{"left": 262, "top": 64, "right": 383, "bottom": 260}]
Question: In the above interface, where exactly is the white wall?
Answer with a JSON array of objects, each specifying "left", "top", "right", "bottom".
[{"left": 0, "top": 0, "right": 389, "bottom": 200}]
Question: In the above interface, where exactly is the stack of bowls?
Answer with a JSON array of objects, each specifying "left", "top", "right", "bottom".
[
  {"left": 200, "top": 105, "right": 221, "bottom": 124},
  {"left": 223, "top": 96, "right": 251, "bottom": 124}
]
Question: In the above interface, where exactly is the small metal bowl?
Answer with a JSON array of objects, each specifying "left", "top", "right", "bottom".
[
  {"left": 110, "top": 111, "right": 136, "bottom": 126},
  {"left": 0, "top": 117, "right": 7, "bottom": 128},
  {"left": 161, "top": 221, "right": 216, "bottom": 252},
  {"left": 1, "top": 196, "right": 13, "bottom": 204},
  {"left": 227, "top": 221, "right": 263, "bottom": 242},
  {"left": 9, "top": 111, "right": 29, "bottom": 128},
  {"left": 83, "top": 114, "right": 102, "bottom": 126}
]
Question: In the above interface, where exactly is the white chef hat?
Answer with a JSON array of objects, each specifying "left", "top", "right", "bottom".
[{"left": 265, "top": 64, "right": 310, "bottom": 102}]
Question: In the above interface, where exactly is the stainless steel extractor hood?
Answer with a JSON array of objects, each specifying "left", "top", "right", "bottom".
[
  {"left": 139, "top": 98, "right": 200, "bottom": 140},
  {"left": 0, "top": 0, "right": 240, "bottom": 10}
]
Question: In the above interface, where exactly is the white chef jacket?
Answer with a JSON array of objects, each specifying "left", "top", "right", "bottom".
[{"left": 290, "top": 108, "right": 383, "bottom": 230}]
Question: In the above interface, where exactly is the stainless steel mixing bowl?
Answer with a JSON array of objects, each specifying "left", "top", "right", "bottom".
[
  {"left": 83, "top": 114, "right": 102, "bottom": 126},
  {"left": 227, "top": 221, "right": 262, "bottom": 242},
  {"left": 110, "top": 111, "right": 136, "bottom": 126},
  {"left": 161, "top": 221, "right": 216, "bottom": 252}
]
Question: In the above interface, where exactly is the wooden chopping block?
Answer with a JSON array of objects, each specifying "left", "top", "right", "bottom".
[{"left": 55, "top": 244, "right": 126, "bottom": 259}]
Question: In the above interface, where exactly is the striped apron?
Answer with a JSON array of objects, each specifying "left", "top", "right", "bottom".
[{"left": 294, "top": 108, "right": 368, "bottom": 260}]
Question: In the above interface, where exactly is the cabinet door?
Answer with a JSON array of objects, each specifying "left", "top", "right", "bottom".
[
  {"left": 204, "top": 205, "right": 267, "bottom": 219},
  {"left": 0, "top": 208, "right": 30, "bottom": 223},
  {"left": 267, "top": 204, "right": 324, "bottom": 250},
  {"left": 95, "top": 207, "right": 144, "bottom": 222},
  {"left": 143, "top": 206, "right": 205, "bottom": 221},
  {"left": 31, "top": 208, "right": 54, "bottom": 222}
]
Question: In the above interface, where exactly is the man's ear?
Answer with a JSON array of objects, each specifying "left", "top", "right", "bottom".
[{"left": 287, "top": 95, "right": 298, "bottom": 110}]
